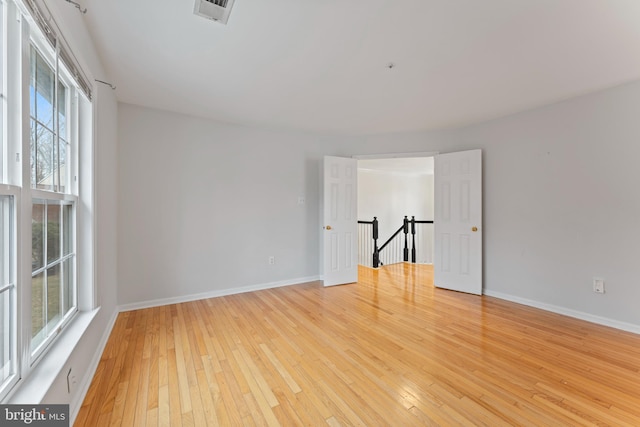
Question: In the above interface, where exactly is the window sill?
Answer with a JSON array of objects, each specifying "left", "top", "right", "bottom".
[{"left": 6, "top": 307, "right": 100, "bottom": 404}]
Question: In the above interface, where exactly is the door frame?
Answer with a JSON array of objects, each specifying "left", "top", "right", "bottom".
[
  {"left": 353, "top": 152, "right": 440, "bottom": 161},
  {"left": 321, "top": 150, "right": 483, "bottom": 295},
  {"left": 321, "top": 152, "right": 439, "bottom": 284}
]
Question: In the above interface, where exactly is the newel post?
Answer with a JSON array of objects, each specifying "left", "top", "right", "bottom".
[
  {"left": 372, "top": 217, "right": 380, "bottom": 268},
  {"left": 403, "top": 216, "right": 409, "bottom": 262}
]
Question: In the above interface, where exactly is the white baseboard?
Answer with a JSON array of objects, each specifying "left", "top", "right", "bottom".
[
  {"left": 118, "top": 275, "right": 322, "bottom": 312},
  {"left": 484, "top": 290, "right": 640, "bottom": 335},
  {"left": 69, "top": 308, "right": 119, "bottom": 425}
]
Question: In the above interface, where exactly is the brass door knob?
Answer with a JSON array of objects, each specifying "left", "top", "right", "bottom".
[
  {"left": 325, "top": 225, "right": 332, "bottom": 230},
  {"left": 471, "top": 227, "right": 478, "bottom": 232}
]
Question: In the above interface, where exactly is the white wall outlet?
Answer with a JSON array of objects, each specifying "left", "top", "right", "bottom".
[
  {"left": 268, "top": 256, "right": 275, "bottom": 265},
  {"left": 298, "top": 196, "right": 305, "bottom": 205},
  {"left": 593, "top": 278, "right": 605, "bottom": 294}
]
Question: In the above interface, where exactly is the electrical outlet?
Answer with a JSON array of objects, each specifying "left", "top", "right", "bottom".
[
  {"left": 268, "top": 256, "right": 275, "bottom": 265},
  {"left": 593, "top": 278, "right": 605, "bottom": 294},
  {"left": 297, "top": 196, "right": 305, "bottom": 205}
]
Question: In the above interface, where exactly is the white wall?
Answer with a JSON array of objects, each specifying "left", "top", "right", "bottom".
[
  {"left": 452, "top": 81, "right": 640, "bottom": 330},
  {"left": 358, "top": 170, "right": 434, "bottom": 263},
  {"left": 119, "top": 79, "right": 640, "bottom": 331},
  {"left": 117, "top": 104, "right": 362, "bottom": 306}
]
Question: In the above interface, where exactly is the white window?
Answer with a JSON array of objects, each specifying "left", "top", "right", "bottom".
[
  {"left": 0, "top": 0, "right": 93, "bottom": 401},
  {"left": 0, "top": 194, "right": 17, "bottom": 398},
  {"left": 28, "top": 43, "right": 78, "bottom": 359},
  {"left": 0, "top": 0, "right": 19, "bottom": 401},
  {"left": 30, "top": 200, "right": 76, "bottom": 354},
  {"left": 30, "top": 47, "right": 70, "bottom": 193}
]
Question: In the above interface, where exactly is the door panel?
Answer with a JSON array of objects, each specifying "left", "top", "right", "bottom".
[
  {"left": 323, "top": 156, "right": 358, "bottom": 286},
  {"left": 434, "top": 150, "right": 482, "bottom": 295}
]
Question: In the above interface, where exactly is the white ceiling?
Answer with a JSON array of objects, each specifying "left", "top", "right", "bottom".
[{"left": 83, "top": 0, "right": 640, "bottom": 135}]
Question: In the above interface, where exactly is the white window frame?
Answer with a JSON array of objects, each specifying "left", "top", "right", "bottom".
[
  {"left": 0, "top": 0, "right": 21, "bottom": 402},
  {"left": 0, "top": 0, "right": 5, "bottom": 184},
  {"left": 0, "top": 188, "right": 19, "bottom": 402},
  {"left": 0, "top": 0, "right": 94, "bottom": 402},
  {"left": 25, "top": 10, "right": 79, "bottom": 364}
]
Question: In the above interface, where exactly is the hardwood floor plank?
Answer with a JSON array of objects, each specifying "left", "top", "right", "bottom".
[
  {"left": 258, "top": 343, "right": 301, "bottom": 394},
  {"left": 133, "top": 352, "right": 151, "bottom": 426},
  {"left": 270, "top": 388, "right": 305, "bottom": 427},
  {"left": 171, "top": 316, "right": 192, "bottom": 414},
  {"left": 77, "top": 264, "right": 640, "bottom": 426},
  {"left": 187, "top": 381, "right": 207, "bottom": 427},
  {"left": 239, "top": 394, "right": 264, "bottom": 427},
  {"left": 121, "top": 310, "right": 148, "bottom": 426},
  {"left": 215, "top": 362, "right": 246, "bottom": 425},
  {"left": 157, "top": 385, "right": 170, "bottom": 427},
  {"left": 146, "top": 408, "right": 158, "bottom": 427},
  {"left": 325, "top": 416, "right": 341, "bottom": 427},
  {"left": 99, "top": 318, "right": 132, "bottom": 416},
  {"left": 166, "top": 349, "right": 183, "bottom": 427},
  {"left": 231, "top": 347, "right": 280, "bottom": 423},
  {"left": 108, "top": 381, "right": 128, "bottom": 427},
  {"left": 290, "top": 389, "right": 330, "bottom": 427},
  {"left": 289, "top": 364, "right": 333, "bottom": 420},
  {"left": 195, "top": 368, "right": 218, "bottom": 426}
]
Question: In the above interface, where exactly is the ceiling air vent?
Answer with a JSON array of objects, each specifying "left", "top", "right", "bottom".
[{"left": 194, "top": 0, "right": 235, "bottom": 25}]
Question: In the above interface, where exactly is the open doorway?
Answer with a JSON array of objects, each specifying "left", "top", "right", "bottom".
[
  {"left": 322, "top": 151, "right": 482, "bottom": 294},
  {"left": 357, "top": 156, "right": 434, "bottom": 268}
]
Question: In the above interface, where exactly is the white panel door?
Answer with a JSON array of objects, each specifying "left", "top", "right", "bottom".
[
  {"left": 323, "top": 156, "right": 358, "bottom": 286},
  {"left": 434, "top": 150, "right": 482, "bottom": 294}
]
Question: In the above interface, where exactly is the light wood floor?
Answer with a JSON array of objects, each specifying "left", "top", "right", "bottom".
[{"left": 76, "top": 264, "right": 640, "bottom": 426}]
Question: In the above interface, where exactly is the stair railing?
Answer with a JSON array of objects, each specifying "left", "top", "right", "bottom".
[{"left": 357, "top": 216, "right": 434, "bottom": 268}]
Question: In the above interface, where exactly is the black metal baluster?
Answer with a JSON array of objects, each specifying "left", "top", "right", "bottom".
[
  {"left": 411, "top": 216, "right": 416, "bottom": 263},
  {"left": 372, "top": 217, "right": 380, "bottom": 268}
]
